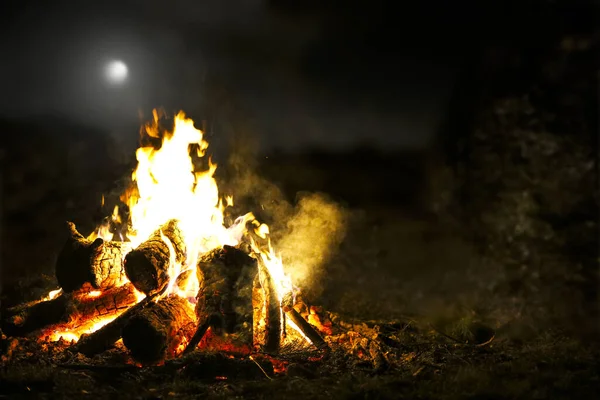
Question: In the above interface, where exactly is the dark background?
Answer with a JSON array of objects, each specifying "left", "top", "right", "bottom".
[{"left": 2, "top": 0, "right": 589, "bottom": 152}]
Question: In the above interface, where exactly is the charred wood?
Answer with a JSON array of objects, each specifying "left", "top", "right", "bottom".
[
  {"left": 195, "top": 245, "right": 256, "bottom": 337},
  {"left": 62, "top": 283, "right": 138, "bottom": 330},
  {"left": 3, "top": 284, "right": 139, "bottom": 338},
  {"left": 55, "top": 222, "right": 130, "bottom": 292},
  {"left": 124, "top": 219, "right": 186, "bottom": 295},
  {"left": 253, "top": 266, "right": 281, "bottom": 353},
  {"left": 75, "top": 292, "right": 157, "bottom": 357},
  {"left": 89, "top": 239, "right": 132, "bottom": 289},
  {"left": 2, "top": 295, "right": 69, "bottom": 337},
  {"left": 122, "top": 295, "right": 196, "bottom": 364}
]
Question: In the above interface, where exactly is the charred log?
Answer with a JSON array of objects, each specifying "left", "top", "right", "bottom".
[
  {"left": 122, "top": 295, "right": 196, "bottom": 364},
  {"left": 75, "top": 292, "right": 157, "bottom": 357},
  {"left": 3, "top": 284, "right": 139, "bottom": 338},
  {"left": 55, "top": 222, "right": 130, "bottom": 292},
  {"left": 253, "top": 266, "right": 281, "bottom": 353},
  {"left": 195, "top": 245, "right": 256, "bottom": 337},
  {"left": 89, "top": 239, "right": 132, "bottom": 289},
  {"left": 2, "top": 295, "right": 69, "bottom": 337},
  {"left": 124, "top": 219, "right": 186, "bottom": 295},
  {"left": 62, "top": 284, "right": 138, "bottom": 330}
]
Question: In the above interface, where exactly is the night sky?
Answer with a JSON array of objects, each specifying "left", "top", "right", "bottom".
[{"left": 0, "top": 0, "right": 542, "bottom": 151}]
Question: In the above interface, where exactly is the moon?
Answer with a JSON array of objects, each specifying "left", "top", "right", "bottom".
[{"left": 104, "top": 60, "right": 128, "bottom": 84}]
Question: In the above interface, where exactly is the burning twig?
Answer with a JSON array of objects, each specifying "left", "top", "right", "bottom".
[
  {"left": 2, "top": 295, "right": 69, "bottom": 337},
  {"left": 124, "top": 219, "right": 187, "bottom": 295},
  {"left": 282, "top": 293, "right": 329, "bottom": 352},
  {"left": 249, "top": 355, "right": 274, "bottom": 380},
  {"left": 55, "top": 222, "right": 130, "bottom": 292}
]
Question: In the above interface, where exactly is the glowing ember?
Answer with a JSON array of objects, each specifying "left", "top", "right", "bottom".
[{"left": 48, "top": 313, "right": 123, "bottom": 342}]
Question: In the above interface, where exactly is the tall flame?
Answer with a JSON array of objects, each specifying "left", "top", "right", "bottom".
[
  {"left": 48, "top": 110, "right": 303, "bottom": 344},
  {"left": 119, "top": 111, "right": 297, "bottom": 315}
]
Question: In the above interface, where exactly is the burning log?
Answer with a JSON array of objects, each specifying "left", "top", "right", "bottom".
[
  {"left": 122, "top": 295, "right": 196, "bottom": 364},
  {"left": 55, "top": 222, "right": 131, "bottom": 292},
  {"left": 185, "top": 245, "right": 256, "bottom": 354},
  {"left": 2, "top": 295, "right": 69, "bottom": 337},
  {"left": 89, "top": 239, "right": 132, "bottom": 289},
  {"left": 61, "top": 283, "right": 138, "bottom": 330},
  {"left": 252, "top": 266, "right": 281, "bottom": 353},
  {"left": 193, "top": 245, "right": 256, "bottom": 337},
  {"left": 124, "top": 219, "right": 186, "bottom": 295},
  {"left": 75, "top": 292, "right": 157, "bottom": 357},
  {"left": 3, "top": 284, "right": 137, "bottom": 338}
]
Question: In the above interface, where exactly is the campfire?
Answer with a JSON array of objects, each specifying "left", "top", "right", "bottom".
[{"left": 2, "top": 110, "right": 341, "bottom": 369}]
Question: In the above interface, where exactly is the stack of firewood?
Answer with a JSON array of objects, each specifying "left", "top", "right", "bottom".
[{"left": 1, "top": 219, "right": 328, "bottom": 365}]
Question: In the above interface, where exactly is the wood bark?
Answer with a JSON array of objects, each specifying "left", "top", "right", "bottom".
[
  {"left": 75, "top": 292, "right": 157, "bottom": 357},
  {"left": 124, "top": 219, "right": 186, "bottom": 295},
  {"left": 55, "top": 222, "right": 130, "bottom": 292},
  {"left": 62, "top": 283, "right": 138, "bottom": 330},
  {"left": 2, "top": 284, "right": 139, "bottom": 338},
  {"left": 2, "top": 295, "right": 69, "bottom": 337},
  {"left": 122, "top": 295, "right": 196, "bottom": 364},
  {"left": 89, "top": 240, "right": 132, "bottom": 289},
  {"left": 252, "top": 266, "right": 281, "bottom": 353},
  {"left": 195, "top": 245, "right": 256, "bottom": 336}
]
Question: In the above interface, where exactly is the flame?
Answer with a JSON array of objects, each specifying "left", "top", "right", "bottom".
[
  {"left": 42, "top": 288, "right": 62, "bottom": 302},
  {"left": 48, "top": 315, "right": 120, "bottom": 342},
  {"left": 41, "top": 110, "right": 308, "bottom": 345},
  {"left": 125, "top": 111, "right": 306, "bottom": 340}
]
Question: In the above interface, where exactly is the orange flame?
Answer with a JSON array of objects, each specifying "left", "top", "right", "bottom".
[{"left": 43, "top": 110, "right": 309, "bottom": 345}]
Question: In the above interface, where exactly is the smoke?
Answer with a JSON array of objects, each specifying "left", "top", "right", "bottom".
[
  {"left": 206, "top": 80, "right": 347, "bottom": 299},
  {"left": 220, "top": 126, "right": 346, "bottom": 299},
  {"left": 275, "top": 192, "right": 347, "bottom": 298}
]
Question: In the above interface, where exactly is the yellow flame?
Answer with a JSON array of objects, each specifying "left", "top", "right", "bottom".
[
  {"left": 82, "top": 110, "right": 307, "bottom": 344},
  {"left": 49, "top": 316, "right": 119, "bottom": 342},
  {"left": 42, "top": 288, "right": 63, "bottom": 302}
]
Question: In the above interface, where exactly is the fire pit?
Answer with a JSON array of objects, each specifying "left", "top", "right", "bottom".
[{"left": 1, "top": 110, "right": 390, "bottom": 375}]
